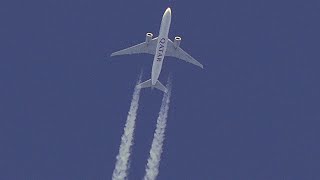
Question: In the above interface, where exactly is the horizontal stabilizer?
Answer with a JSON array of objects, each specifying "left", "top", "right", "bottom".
[
  {"left": 136, "top": 79, "right": 168, "bottom": 93},
  {"left": 155, "top": 81, "right": 167, "bottom": 93},
  {"left": 137, "top": 79, "right": 152, "bottom": 89}
]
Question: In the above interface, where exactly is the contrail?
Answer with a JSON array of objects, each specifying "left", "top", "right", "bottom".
[
  {"left": 112, "top": 74, "right": 142, "bottom": 180},
  {"left": 144, "top": 79, "right": 172, "bottom": 180}
]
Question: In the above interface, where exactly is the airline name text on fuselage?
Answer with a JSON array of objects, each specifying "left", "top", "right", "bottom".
[{"left": 156, "top": 38, "right": 166, "bottom": 62}]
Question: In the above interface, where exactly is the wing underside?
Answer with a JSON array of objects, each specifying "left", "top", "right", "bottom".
[
  {"left": 165, "top": 39, "right": 203, "bottom": 69},
  {"left": 111, "top": 38, "right": 158, "bottom": 57}
]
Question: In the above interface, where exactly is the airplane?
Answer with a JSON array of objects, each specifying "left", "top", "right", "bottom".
[{"left": 110, "top": 7, "right": 203, "bottom": 93}]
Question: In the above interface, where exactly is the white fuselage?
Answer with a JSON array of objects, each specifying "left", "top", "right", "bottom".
[{"left": 151, "top": 8, "right": 172, "bottom": 85}]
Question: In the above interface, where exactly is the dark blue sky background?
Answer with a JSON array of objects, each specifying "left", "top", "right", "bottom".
[{"left": 1, "top": 0, "right": 320, "bottom": 179}]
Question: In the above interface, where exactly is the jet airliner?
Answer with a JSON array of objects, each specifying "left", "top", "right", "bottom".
[{"left": 111, "top": 8, "right": 203, "bottom": 93}]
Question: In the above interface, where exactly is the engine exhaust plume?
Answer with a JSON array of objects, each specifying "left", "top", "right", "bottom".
[
  {"left": 143, "top": 78, "right": 172, "bottom": 180},
  {"left": 112, "top": 74, "right": 142, "bottom": 180}
]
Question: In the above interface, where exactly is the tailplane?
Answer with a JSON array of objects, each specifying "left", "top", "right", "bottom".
[{"left": 137, "top": 79, "right": 168, "bottom": 93}]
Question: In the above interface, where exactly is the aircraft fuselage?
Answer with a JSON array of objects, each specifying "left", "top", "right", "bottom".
[{"left": 151, "top": 8, "right": 171, "bottom": 86}]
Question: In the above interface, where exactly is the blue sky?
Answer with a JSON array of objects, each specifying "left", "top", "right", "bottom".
[{"left": 0, "top": 0, "right": 319, "bottom": 179}]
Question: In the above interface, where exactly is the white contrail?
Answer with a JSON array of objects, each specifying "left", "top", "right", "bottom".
[
  {"left": 112, "top": 74, "right": 142, "bottom": 180},
  {"left": 144, "top": 79, "right": 172, "bottom": 180}
]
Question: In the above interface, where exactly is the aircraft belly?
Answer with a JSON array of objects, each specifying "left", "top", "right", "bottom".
[
  {"left": 151, "top": 8, "right": 171, "bottom": 86},
  {"left": 151, "top": 60, "right": 162, "bottom": 85},
  {"left": 152, "top": 35, "right": 167, "bottom": 85}
]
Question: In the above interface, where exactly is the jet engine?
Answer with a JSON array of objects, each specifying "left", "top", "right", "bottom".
[
  {"left": 145, "top": 33, "right": 153, "bottom": 44},
  {"left": 173, "top": 36, "right": 181, "bottom": 48}
]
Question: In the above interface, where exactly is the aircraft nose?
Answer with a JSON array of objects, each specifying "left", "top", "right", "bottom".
[{"left": 165, "top": 7, "right": 171, "bottom": 15}]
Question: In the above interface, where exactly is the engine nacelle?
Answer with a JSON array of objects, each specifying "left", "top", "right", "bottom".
[
  {"left": 173, "top": 36, "right": 181, "bottom": 48},
  {"left": 145, "top": 33, "right": 153, "bottom": 44}
]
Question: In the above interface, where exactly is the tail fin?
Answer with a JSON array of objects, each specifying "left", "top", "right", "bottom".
[{"left": 137, "top": 79, "right": 168, "bottom": 93}]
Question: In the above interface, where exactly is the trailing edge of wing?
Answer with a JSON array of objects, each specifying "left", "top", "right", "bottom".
[
  {"left": 165, "top": 39, "right": 204, "bottom": 69},
  {"left": 110, "top": 38, "right": 158, "bottom": 57}
]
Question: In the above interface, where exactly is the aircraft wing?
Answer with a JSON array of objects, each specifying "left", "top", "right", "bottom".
[
  {"left": 111, "top": 38, "right": 158, "bottom": 57},
  {"left": 165, "top": 39, "right": 203, "bottom": 69}
]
